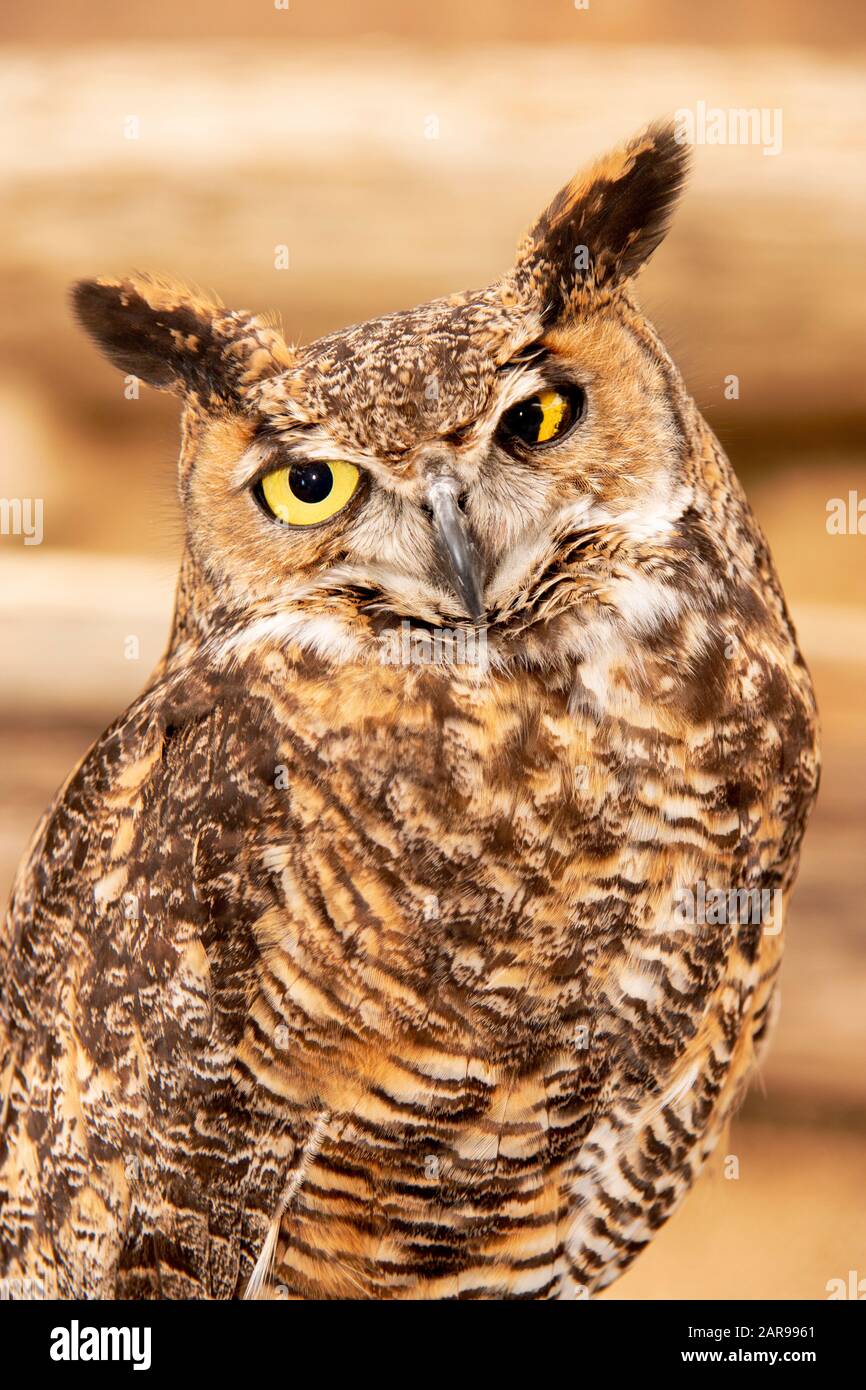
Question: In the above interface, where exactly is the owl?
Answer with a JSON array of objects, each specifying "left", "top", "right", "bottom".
[{"left": 0, "top": 121, "right": 818, "bottom": 1300}]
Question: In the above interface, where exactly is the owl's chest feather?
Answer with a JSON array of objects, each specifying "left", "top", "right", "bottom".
[
  {"left": 253, "top": 661, "right": 660, "bottom": 1079},
  {"left": 236, "top": 661, "right": 745, "bottom": 1297}
]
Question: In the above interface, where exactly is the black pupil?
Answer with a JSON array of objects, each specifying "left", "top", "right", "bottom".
[
  {"left": 289, "top": 462, "right": 333, "bottom": 504},
  {"left": 506, "top": 397, "right": 547, "bottom": 443}
]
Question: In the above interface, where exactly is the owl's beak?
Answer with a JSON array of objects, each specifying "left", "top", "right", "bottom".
[{"left": 425, "top": 477, "right": 485, "bottom": 622}]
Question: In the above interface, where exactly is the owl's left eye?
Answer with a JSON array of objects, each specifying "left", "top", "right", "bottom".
[
  {"left": 496, "top": 386, "right": 584, "bottom": 451},
  {"left": 254, "top": 460, "right": 360, "bottom": 527}
]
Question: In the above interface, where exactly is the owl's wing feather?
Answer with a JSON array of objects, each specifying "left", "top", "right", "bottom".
[{"left": 0, "top": 664, "right": 303, "bottom": 1298}]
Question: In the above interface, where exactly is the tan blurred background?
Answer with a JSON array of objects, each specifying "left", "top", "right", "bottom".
[{"left": 1, "top": 1, "right": 864, "bottom": 1300}]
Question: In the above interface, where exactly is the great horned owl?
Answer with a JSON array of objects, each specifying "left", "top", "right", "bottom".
[{"left": 0, "top": 122, "right": 818, "bottom": 1300}]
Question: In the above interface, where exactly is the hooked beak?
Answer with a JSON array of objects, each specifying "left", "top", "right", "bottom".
[{"left": 425, "top": 477, "right": 485, "bottom": 622}]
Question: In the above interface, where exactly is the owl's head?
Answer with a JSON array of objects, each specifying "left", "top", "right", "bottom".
[{"left": 74, "top": 121, "right": 740, "bottom": 679}]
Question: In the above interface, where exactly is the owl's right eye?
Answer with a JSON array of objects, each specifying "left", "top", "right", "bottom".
[{"left": 254, "top": 460, "right": 360, "bottom": 527}]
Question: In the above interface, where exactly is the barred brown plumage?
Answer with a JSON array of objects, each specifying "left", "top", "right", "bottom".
[{"left": 0, "top": 121, "right": 818, "bottom": 1299}]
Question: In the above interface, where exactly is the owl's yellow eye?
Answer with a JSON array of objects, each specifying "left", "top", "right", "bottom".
[
  {"left": 255, "top": 460, "right": 360, "bottom": 527},
  {"left": 536, "top": 389, "right": 567, "bottom": 442},
  {"left": 496, "top": 386, "right": 584, "bottom": 451}
]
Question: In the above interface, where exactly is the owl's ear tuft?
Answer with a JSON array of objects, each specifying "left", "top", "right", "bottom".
[
  {"left": 515, "top": 121, "right": 690, "bottom": 314},
  {"left": 71, "top": 273, "right": 292, "bottom": 401}
]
